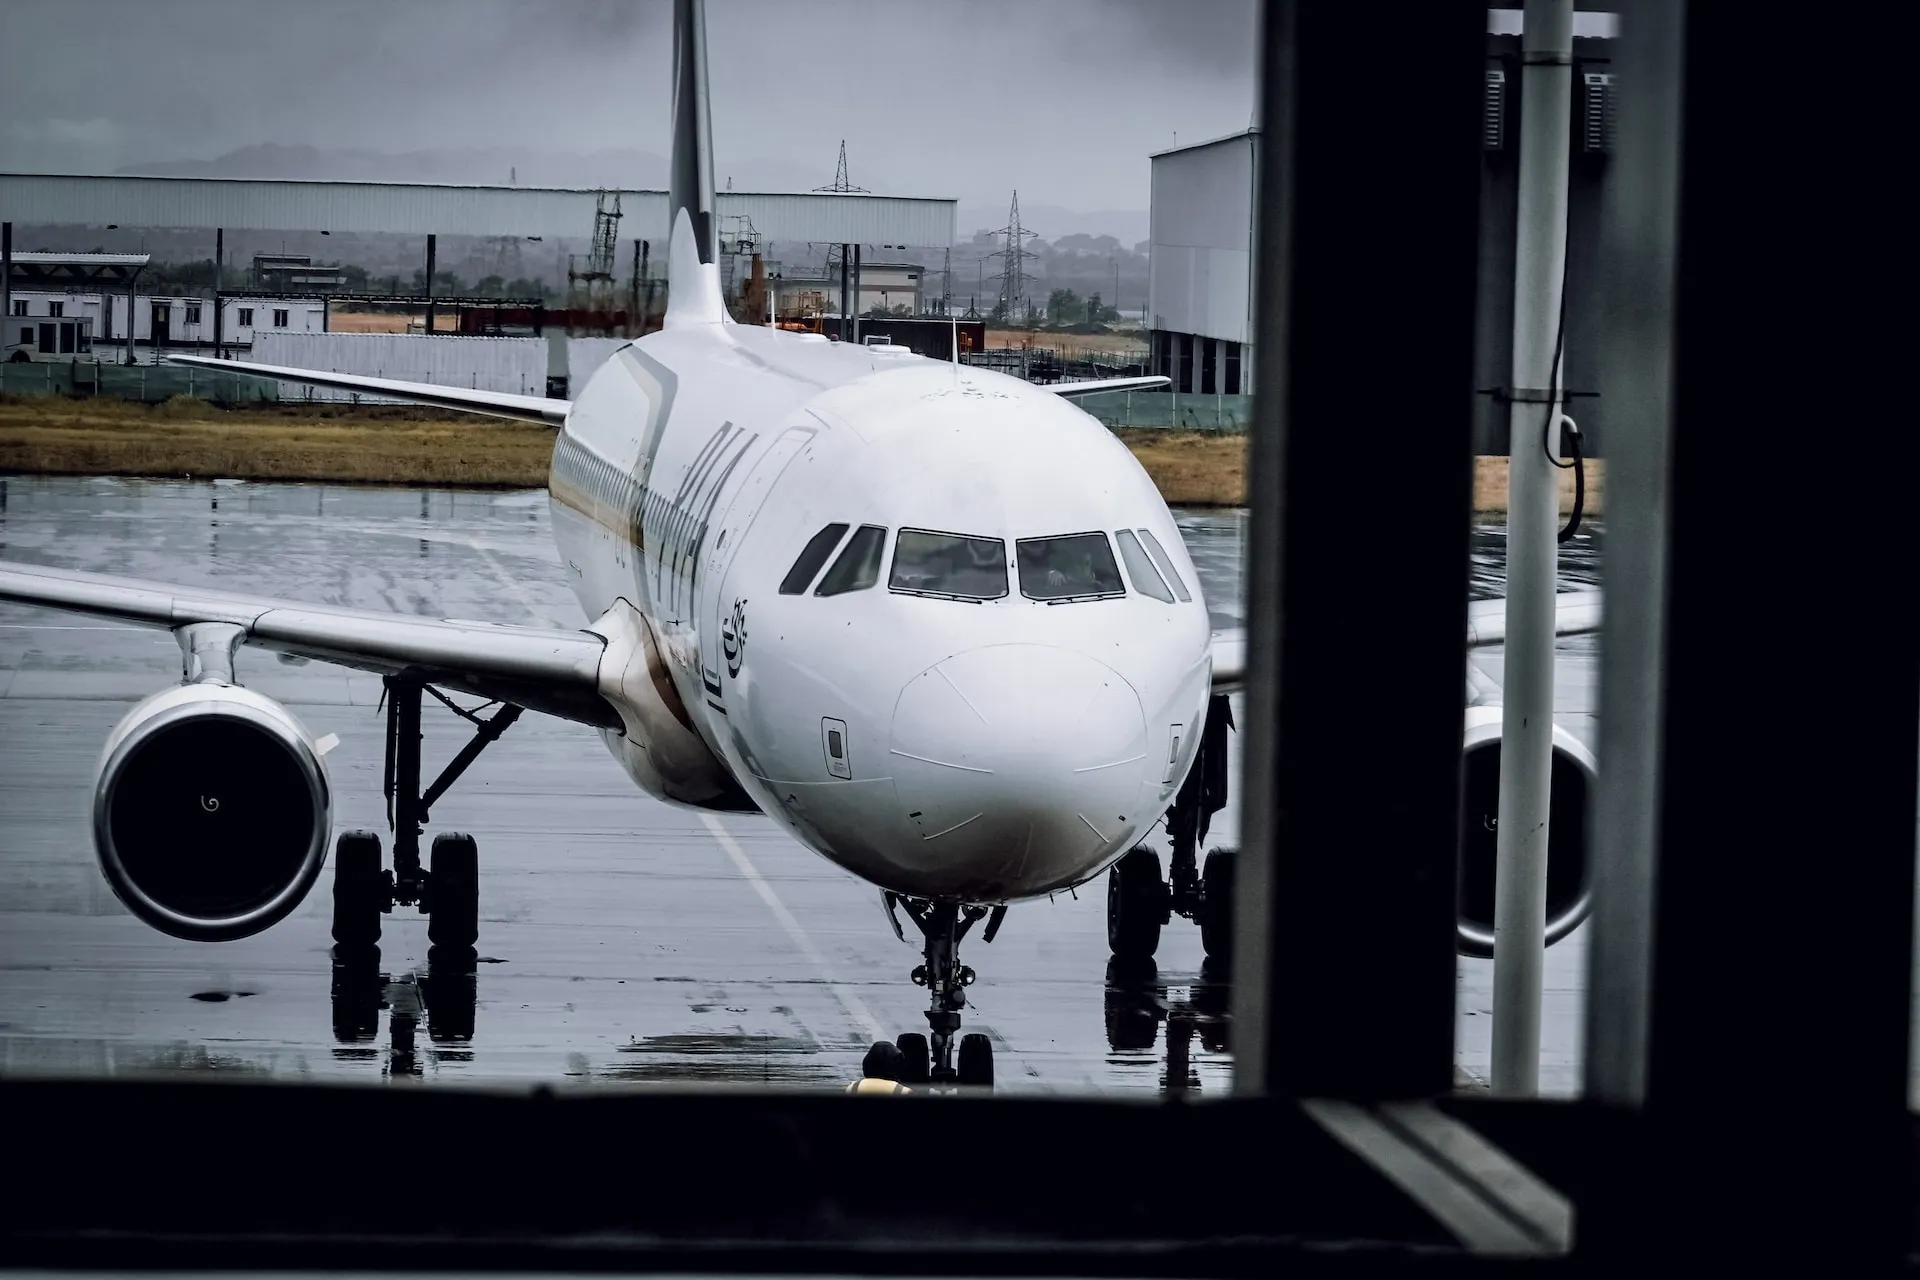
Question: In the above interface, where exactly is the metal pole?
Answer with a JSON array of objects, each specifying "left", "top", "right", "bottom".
[
  {"left": 839, "top": 243, "right": 851, "bottom": 341},
  {"left": 212, "top": 227, "right": 223, "bottom": 357},
  {"left": 851, "top": 243, "right": 862, "bottom": 345},
  {"left": 423, "top": 234, "right": 437, "bottom": 333},
  {"left": 1, "top": 221, "right": 12, "bottom": 357},
  {"left": 1489, "top": 0, "right": 1573, "bottom": 1098}
]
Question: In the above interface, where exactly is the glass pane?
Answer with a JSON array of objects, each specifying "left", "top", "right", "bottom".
[
  {"left": 888, "top": 529, "right": 1008, "bottom": 601},
  {"left": 780, "top": 523, "right": 848, "bottom": 594},
  {"left": 1016, "top": 532, "right": 1125, "bottom": 601},
  {"left": 1136, "top": 529, "right": 1192, "bottom": 602},
  {"left": 1114, "top": 529, "right": 1174, "bottom": 602},
  {"left": 816, "top": 525, "right": 887, "bottom": 596}
]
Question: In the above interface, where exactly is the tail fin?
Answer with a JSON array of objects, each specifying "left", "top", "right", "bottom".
[{"left": 665, "top": 0, "right": 727, "bottom": 326}]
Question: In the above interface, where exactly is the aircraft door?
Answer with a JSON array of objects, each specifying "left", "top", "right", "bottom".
[{"left": 699, "top": 425, "right": 816, "bottom": 704}]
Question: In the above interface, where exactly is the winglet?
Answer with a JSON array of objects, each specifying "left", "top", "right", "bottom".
[{"left": 664, "top": 0, "right": 728, "bottom": 327}]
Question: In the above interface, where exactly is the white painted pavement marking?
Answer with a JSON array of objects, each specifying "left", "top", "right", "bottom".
[
  {"left": 700, "top": 812, "right": 888, "bottom": 1046},
  {"left": 460, "top": 537, "right": 564, "bottom": 628}
]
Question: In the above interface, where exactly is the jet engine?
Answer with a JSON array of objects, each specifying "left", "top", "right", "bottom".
[
  {"left": 93, "top": 683, "right": 332, "bottom": 941},
  {"left": 1456, "top": 704, "right": 1594, "bottom": 958}
]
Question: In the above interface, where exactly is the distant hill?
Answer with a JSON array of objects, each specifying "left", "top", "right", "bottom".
[{"left": 955, "top": 202, "right": 1149, "bottom": 248}]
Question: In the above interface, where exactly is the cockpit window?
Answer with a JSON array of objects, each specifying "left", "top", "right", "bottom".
[
  {"left": 1135, "top": 529, "right": 1192, "bottom": 602},
  {"left": 888, "top": 529, "right": 1009, "bottom": 601},
  {"left": 1016, "top": 533, "right": 1125, "bottom": 602},
  {"left": 815, "top": 524, "right": 887, "bottom": 596},
  {"left": 1114, "top": 529, "right": 1175, "bottom": 603},
  {"left": 779, "top": 523, "right": 849, "bottom": 594}
]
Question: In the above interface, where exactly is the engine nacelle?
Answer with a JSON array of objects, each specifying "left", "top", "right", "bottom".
[
  {"left": 93, "top": 684, "right": 332, "bottom": 941},
  {"left": 1456, "top": 704, "right": 1595, "bottom": 958}
]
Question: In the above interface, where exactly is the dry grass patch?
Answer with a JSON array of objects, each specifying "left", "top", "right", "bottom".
[
  {"left": 1116, "top": 429, "right": 1247, "bottom": 506},
  {"left": 0, "top": 396, "right": 552, "bottom": 487}
]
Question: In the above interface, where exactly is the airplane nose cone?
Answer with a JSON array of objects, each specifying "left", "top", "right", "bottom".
[{"left": 889, "top": 645, "right": 1149, "bottom": 894}]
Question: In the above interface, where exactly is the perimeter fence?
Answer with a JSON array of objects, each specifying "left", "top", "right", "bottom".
[{"left": 0, "top": 361, "right": 279, "bottom": 405}]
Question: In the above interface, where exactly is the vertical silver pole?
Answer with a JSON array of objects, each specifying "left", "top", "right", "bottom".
[
  {"left": 1, "top": 222, "right": 12, "bottom": 357},
  {"left": 1491, "top": 0, "right": 1574, "bottom": 1097}
]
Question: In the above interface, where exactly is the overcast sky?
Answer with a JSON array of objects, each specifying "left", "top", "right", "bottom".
[{"left": 0, "top": 0, "right": 1258, "bottom": 216}]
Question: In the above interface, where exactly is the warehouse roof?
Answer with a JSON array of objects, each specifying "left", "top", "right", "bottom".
[{"left": 0, "top": 175, "right": 956, "bottom": 247}]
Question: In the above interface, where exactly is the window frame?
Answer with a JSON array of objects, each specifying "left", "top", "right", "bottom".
[
  {"left": 1135, "top": 529, "right": 1192, "bottom": 603},
  {"left": 1113, "top": 529, "right": 1175, "bottom": 603},
  {"left": 780, "top": 523, "right": 852, "bottom": 595},
  {"left": 1014, "top": 531, "right": 1127, "bottom": 603},
  {"left": 815, "top": 524, "right": 889, "bottom": 597},
  {"left": 887, "top": 527, "right": 1010, "bottom": 602}
]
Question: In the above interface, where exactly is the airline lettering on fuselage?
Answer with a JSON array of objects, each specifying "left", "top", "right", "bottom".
[
  {"left": 722, "top": 597, "right": 747, "bottom": 677},
  {"left": 635, "top": 421, "right": 755, "bottom": 620}
]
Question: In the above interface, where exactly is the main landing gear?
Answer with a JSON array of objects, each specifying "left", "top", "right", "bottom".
[
  {"left": 884, "top": 894, "right": 1007, "bottom": 1090},
  {"left": 330, "top": 675, "right": 522, "bottom": 953},
  {"left": 1109, "top": 693, "right": 1237, "bottom": 965}
]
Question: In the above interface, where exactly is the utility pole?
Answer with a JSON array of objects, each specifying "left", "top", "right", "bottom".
[
  {"left": 423, "top": 234, "right": 438, "bottom": 334},
  {"left": 1491, "top": 0, "right": 1575, "bottom": 1098},
  {"left": 212, "top": 227, "right": 223, "bottom": 357}
]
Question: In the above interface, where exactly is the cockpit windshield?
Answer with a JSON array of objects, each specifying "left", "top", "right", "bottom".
[
  {"left": 888, "top": 529, "right": 1009, "bottom": 601},
  {"left": 1016, "top": 533, "right": 1125, "bottom": 602}
]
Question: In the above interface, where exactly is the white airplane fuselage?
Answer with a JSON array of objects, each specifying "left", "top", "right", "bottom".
[{"left": 547, "top": 321, "right": 1212, "bottom": 903}]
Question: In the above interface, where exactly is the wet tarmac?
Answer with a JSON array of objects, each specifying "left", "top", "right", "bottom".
[{"left": 0, "top": 476, "right": 1600, "bottom": 1095}]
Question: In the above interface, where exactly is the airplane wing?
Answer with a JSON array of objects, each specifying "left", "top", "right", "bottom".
[
  {"left": 166, "top": 355, "right": 571, "bottom": 426},
  {"left": 1208, "top": 590, "right": 1603, "bottom": 692},
  {"left": 1048, "top": 376, "right": 1171, "bottom": 398},
  {"left": 0, "top": 560, "right": 619, "bottom": 729}
]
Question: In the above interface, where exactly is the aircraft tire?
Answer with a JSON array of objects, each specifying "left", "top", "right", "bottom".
[
  {"left": 428, "top": 833, "right": 480, "bottom": 950},
  {"left": 896, "top": 1032, "right": 931, "bottom": 1085},
  {"left": 1107, "top": 847, "right": 1165, "bottom": 961},
  {"left": 331, "top": 830, "right": 384, "bottom": 948},
  {"left": 957, "top": 1032, "right": 994, "bottom": 1089},
  {"left": 1200, "top": 847, "right": 1235, "bottom": 962}
]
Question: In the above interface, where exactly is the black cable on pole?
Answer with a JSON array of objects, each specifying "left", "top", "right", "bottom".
[{"left": 1542, "top": 241, "right": 1584, "bottom": 543}]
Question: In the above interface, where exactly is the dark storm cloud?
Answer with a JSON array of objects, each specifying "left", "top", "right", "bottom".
[{"left": 0, "top": 0, "right": 1257, "bottom": 220}]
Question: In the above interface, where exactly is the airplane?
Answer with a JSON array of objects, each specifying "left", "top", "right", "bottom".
[{"left": 0, "top": 0, "right": 1601, "bottom": 1088}]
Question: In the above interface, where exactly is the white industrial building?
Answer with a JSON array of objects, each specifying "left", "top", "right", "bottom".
[
  {"left": 8, "top": 289, "right": 325, "bottom": 358},
  {"left": 1147, "top": 129, "right": 1258, "bottom": 397}
]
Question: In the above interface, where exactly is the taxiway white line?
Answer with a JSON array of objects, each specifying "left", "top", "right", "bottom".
[
  {"left": 700, "top": 812, "right": 889, "bottom": 1046},
  {"left": 461, "top": 538, "right": 563, "bottom": 627}
]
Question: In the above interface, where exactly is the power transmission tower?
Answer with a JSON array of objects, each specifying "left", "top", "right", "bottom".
[
  {"left": 814, "top": 141, "right": 868, "bottom": 278},
  {"left": 988, "top": 191, "right": 1036, "bottom": 325}
]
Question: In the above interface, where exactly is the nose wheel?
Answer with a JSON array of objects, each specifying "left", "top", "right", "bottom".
[{"left": 887, "top": 896, "right": 1004, "bottom": 1089}]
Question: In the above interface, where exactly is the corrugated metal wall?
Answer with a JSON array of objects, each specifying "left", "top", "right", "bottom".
[
  {"left": 247, "top": 332, "right": 629, "bottom": 404},
  {"left": 0, "top": 176, "right": 956, "bottom": 246},
  {"left": 1148, "top": 134, "right": 1257, "bottom": 345}
]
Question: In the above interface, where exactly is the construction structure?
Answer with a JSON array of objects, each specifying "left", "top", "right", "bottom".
[{"left": 564, "top": 191, "right": 625, "bottom": 334}]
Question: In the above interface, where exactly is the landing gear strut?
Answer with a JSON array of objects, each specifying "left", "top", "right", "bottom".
[
  {"left": 329, "top": 675, "right": 520, "bottom": 951},
  {"left": 1109, "top": 693, "right": 1236, "bottom": 962},
  {"left": 887, "top": 895, "right": 1005, "bottom": 1089}
]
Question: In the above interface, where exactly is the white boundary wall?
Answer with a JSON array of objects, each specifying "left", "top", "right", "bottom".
[{"left": 248, "top": 332, "right": 628, "bottom": 404}]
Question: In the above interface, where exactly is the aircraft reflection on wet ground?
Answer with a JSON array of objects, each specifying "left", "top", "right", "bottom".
[{"left": 0, "top": 478, "right": 1597, "bottom": 1094}]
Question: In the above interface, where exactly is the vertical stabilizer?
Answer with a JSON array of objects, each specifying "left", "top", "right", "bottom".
[{"left": 665, "top": 0, "right": 727, "bottom": 326}]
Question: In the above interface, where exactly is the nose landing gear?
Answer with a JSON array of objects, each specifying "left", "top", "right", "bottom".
[{"left": 886, "top": 895, "right": 1005, "bottom": 1089}]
